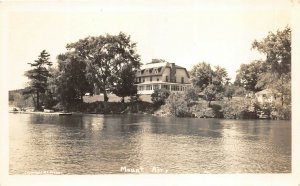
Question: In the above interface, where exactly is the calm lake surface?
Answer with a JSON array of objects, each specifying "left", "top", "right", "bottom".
[{"left": 9, "top": 113, "right": 291, "bottom": 174}]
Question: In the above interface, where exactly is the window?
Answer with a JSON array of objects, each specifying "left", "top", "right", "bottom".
[
  {"left": 139, "top": 77, "right": 141, "bottom": 83},
  {"left": 181, "top": 77, "right": 184, "bottom": 83},
  {"left": 153, "top": 85, "right": 159, "bottom": 90},
  {"left": 166, "top": 76, "right": 169, "bottom": 82},
  {"left": 162, "top": 85, "right": 169, "bottom": 90},
  {"left": 143, "top": 78, "right": 145, "bottom": 82},
  {"left": 157, "top": 78, "right": 159, "bottom": 81},
  {"left": 150, "top": 77, "right": 152, "bottom": 82}
]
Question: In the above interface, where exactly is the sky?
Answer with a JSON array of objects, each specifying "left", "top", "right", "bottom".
[{"left": 2, "top": 0, "right": 292, "bottom": 90}]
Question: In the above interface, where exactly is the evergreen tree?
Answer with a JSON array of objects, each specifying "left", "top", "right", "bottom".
[{"left": 24, "top": 50, "right": 52, "bottom": 110}]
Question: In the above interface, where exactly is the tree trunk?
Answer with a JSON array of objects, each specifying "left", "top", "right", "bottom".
[
  {"left": 36, "top": 91, "right": 40, "bottom": 111},
  {"left": 103, "top": 81, "right": 109, "bottom": 102},
  {"left": 208, "top": 100, "right": 211, "bottom": 107}
]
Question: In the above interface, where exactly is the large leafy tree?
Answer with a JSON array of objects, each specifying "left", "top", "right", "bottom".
[
  {"left": 24, "top": 50, "right": 52, "bottom": 110},
  {"left": 252, "top": 27, "right": 291, "bottom": 75},
  {"left": 234, "top": 60, "right": 266, "bottom": 92},
  {"left": 252, "top": 27, "right": 291, "bottom": 106},
  {"left": 66, "top": 32, "right": 141, "bottom": 102},
  {"left": 190, "top": 62, "right": 228, "bottom": 105},
  {"left": 112, "top": 64, "right": 137, "bottom": 103},
  {"left": 56, "top": 52, "right": 94, "bottom": 109},
  {"left": 190, "top": 62, "right": 213, "bottom": 91}
]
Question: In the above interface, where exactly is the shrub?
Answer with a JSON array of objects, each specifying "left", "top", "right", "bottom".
[
  {"left": 151, "top": 88, "right": 170, "bottom": 106},
  {"left": 222, "top": 98, "right": 258, "bottom": 119},
  {"left": 165, "top": 92, "right": 190, "bottom": 117}
]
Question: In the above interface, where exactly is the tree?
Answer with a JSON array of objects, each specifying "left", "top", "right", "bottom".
[
  {"left": 66, "top": 32, "right": 141, "bottom": 102},
  {"left": 203, "top": 84, "right": 217, "bottom": 106},
  {"left": 224, "top": 84, "right": 235, "bottom": 100},
  {"left": 190, "top": 62, "right": 213, "bottom": 91},
  {"left": 165, "top": 92, "right": 189, "bottom": 117},
  {"left": 24, "top": 50, "right": 52, "bottom": 110},
  {"left": 56, "top": 52, "right": 93, "bottom": 110},
  {"left": 252, "top": 26, "right": 291, "bottom": 75},
  {"left": 112, "top": 64, "right": 137, "bottom": 103},
  {"left": 212, "top": 65, "right": 228, "bottom": 93},
  {"left": 151, "top": 88, "right": 170, "bottom": 106},
  {"left": 190, "top": 62, "right": 228, "bottom": 106},
  {"left": 252, "top": 26, "right": 291, "bottom": 106},
  {"left": 184, "top": 87, "right": 198, "bottom": 106},
  {"left": 234, "top": 60, "right": 266, "bottom": 92}
]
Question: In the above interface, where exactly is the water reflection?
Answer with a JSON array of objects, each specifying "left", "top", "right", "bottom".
[{"left": 9, "top": 114, "right": 291, "bottom": 174}]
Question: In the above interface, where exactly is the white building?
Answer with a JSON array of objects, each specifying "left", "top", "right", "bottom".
[
  {"left": 255, "top": 89, "right": 280, "bottom": 104},
  {"left": 135, "top": 60, "right": 192, "bottom": 94}
]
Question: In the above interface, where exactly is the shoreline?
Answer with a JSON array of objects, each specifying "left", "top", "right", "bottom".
[{"left": 8, "top": 111, "right": 290, "bottom": 121}]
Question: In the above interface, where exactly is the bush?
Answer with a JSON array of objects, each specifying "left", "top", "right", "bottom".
[
  {"left": 222, "top": 98, "right": 258, "bottom": 119},
  {"left": 151, "top": 88, "right": 170, "bottom": 106},
  {"left": 258, "top": 102, "right": 291, "bottom": 120},
  {"left": 190, "top": 102, "right": 222, "bottom": 118},
  {"left": 165, "top": 92, "right": 191, "bottom": 117}
]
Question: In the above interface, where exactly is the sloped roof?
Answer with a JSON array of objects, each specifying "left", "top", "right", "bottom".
[{"left": 136, "top": 62, "right": 189, "bottom": 78}]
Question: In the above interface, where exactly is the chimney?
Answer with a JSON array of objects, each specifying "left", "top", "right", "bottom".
[{"left": 170, "top": 63, "right": 176, "bottom": 83}]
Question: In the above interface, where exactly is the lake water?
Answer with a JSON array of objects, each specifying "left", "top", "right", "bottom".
[{"left": 9, "top": 113, "right": 291, "bottom": 174}]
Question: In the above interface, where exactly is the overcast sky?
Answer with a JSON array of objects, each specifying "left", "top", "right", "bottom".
[{"left": 3, "top": 0, "right": 292, "bottom": 90}]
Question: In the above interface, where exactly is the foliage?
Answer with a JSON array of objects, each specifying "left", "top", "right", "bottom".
[
  {"left": 190, "top": 62, "right": 213, "bottom": 91},
  {"left": 190, "top": 102, "right": 222, "bottom": 118},
  {"left": 234, "top": 60, "right": 266, "bottom": 92},
  {"left": 212, "top": 66, "right": 228, "bottom": 92},
  {"left": 11, "top": 92, "right": 34, "bottom": 110},
  {"left": 222, "top": 98, "right": 259, "bottom": 119},
  {"left": 112, "top": 64, "right": 137, "bottom": 102},
  {"left": 252, "top": 26, "right": 291, "bottom": 75},
  {"left": 151, "top": 88, "right": 170, "bottom": 106},
  {"left": 252, "top": 26, "right": 291, "bottom": 106},
  {"left": 55, "top": 52, "right": 94, "bottom": 110},
  {"left": 203, "top": 84, "right": 217, "bottom": 106},
  {"left": 190, "top": 62, "right": 228, "bottom": 106},
  {"left": 24, "top": 50, "right": 52, "bottom": 110},
  {"left": 184, "top": 87, "right": 199, "bottom": 106},
  {"left": 233, "top": 86, "right": 247, "bottom": 97},
  {"left": 224, "top": 84, "right": 235, "bottom": 100},
  {"left": 165, "top": 92, "right": 190, "bottom": 117},
  {"left": 66, "top": 32, "right": 140, "bottom": 102}
]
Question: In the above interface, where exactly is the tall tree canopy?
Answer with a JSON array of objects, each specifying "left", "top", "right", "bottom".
[
  {"left": 190, "top": 62, "right": 213, "bottom": 91},
  {"left": 66, "top": 32, "right": 141, "bottom": 102},
  {"left": 252, "top": 27, "right": 291, "bottom": 106},
  {"left": 234, "top": 60, "right": 266, "bottom": 92},
  {"left": 190, "top": 62, "right": 228, "bottom": 105},
  {"left": 252, "top": 26, "right": 291, "bottom": 75},
  {"left": 24, "top": 50, "right": 52, "bottom": 110},
  {"left": 112, "top": 64, "right": 137, "bottom": 102},
  {"left": 56, "top": 52, "right": 94, "bottom": 109}
]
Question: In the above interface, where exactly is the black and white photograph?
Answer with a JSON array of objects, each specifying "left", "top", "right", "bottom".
[{"left": 1, "top": 0, "right": 299, "bottom": 185}]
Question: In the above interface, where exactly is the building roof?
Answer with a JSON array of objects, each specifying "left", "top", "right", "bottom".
[{"left": 136, "top": 61, "right": 189, "bottom": 78}]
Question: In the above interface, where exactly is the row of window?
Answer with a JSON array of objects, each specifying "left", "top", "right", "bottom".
[
  {"left": 138, "top": 85, "right": 188, "bottom": 91},
  {"left": 138, "top": 67, "right": 163, "bottom": 75},
  {"left": 136, "top": 76, "right": 185, "bottom": 83}
]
